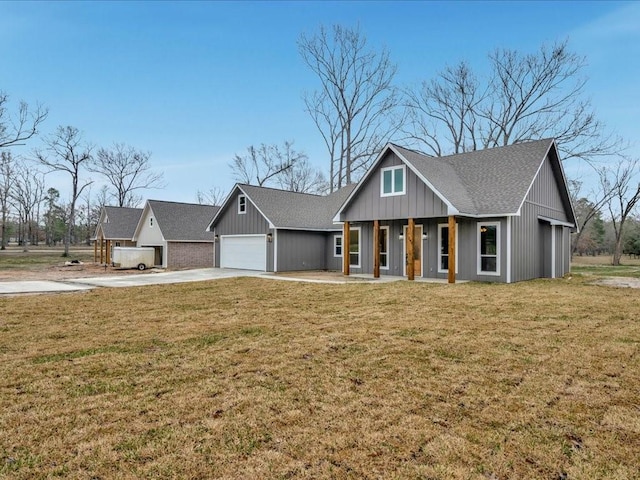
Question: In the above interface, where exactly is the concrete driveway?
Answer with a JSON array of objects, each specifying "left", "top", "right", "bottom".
[{"left": 0, "top": 268, "right": 265, "bottom": 295}]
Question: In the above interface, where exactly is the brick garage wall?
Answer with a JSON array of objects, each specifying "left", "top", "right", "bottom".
[{"left": 167, "top": 242, "right": 214, "bottom": 269}]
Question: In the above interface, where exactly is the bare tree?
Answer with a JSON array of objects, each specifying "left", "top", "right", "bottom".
[
  {"left": 229, "top": 141, "right": 304, "bottom": 187},
  {"left": 0, "top": 91, "right": 48, "bottom": 149},
  {"left": 91, "top": 143, "right": 164, "bottom": 207},
  {"left": 196, "top": 186, "right": 226, "bottom": 206},
  {"left": 0, "top": 151, "right": 16, "bottom": 249},
  {"left": 277, "top": 157, "right": 329, "bottom": 194},
  {"left": 405, "top": 62, "right": 485, "bottom": 157},
  {"left": 34, "top": 126, "right": 93, "bottom": 256},
  {"left": 569, "top": 179, "right": 616, "bottom": 255},
  {"left": 601, "top": 157, "right": 640, "bottom": 265},
  {"left": 299, "top": 24, "right": 400, "bottom": 191},
  {"left": 405, "top": 40, "right": 622, "bottom": 163},
  {"left": 11, "top": 161, "right": 45, "bottom": 250}
]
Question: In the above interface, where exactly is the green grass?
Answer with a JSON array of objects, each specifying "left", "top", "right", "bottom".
[
  {"left": 571, "top": 264, "right": 640, "bottom": 278},
  {"left": 0, "top": 249, "right": 94, "bottom": 269}
]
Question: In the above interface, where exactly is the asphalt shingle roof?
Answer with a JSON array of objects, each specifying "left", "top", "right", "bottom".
[
  {"left": 392, "top": 139, "right": 555, "bottom": 215},
  {"left": 147, "top": 200, "right": 219, "bottom": 241},
  {"left": 237, "top": 184, "right": 357, "bottom": 230},
  {"left": 101, "top": 207, "right": 143, "bottom": 239}
]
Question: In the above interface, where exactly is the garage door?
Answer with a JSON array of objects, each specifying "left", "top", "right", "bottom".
[{"left": 220, "top": 235, "right": 267, "bottom": 271}]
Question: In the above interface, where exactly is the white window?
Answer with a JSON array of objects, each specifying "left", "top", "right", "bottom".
[
  {"left": 379, "top": 226, "right": 389, "bottom": 269},
  {"left": 380, "top": 165, "right": 406, "bottom": 197},
  {"left": 238, "top": 195, "right": 246, "bottom": 214},
  {"left": 478, "top": 222, "right": 500, "bottom": 275},
  {"left": 349, "top": 227, "right": 361, "bottom": 268},
  {"left": 438, "top": 223, "right": 458, "bottom": 274},
  {"left": 334, "top": 235, "right": 343, "bottom": 257}
]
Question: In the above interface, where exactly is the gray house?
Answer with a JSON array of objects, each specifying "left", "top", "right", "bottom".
[
  {"left": 333, "top": 139, "right": 576, "bottom": 283},
  {"left": 93, "top": 206, "right": 142, "bottom": 264},
  {"left": 133, "top": 200, "right": 219, "bottom": 269},
  {"left": 207, "top": 184, "right": 355, "bottom": 272}
]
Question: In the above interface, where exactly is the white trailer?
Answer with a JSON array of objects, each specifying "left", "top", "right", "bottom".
[{"left": 112, "top": 247, "right": 156, "bottom": 270}]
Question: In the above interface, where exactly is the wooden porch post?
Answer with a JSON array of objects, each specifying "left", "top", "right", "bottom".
[
  {"left": 343, "top": 222, "right": 350, "bottom": 276},
  {"left": 448, "top": 215, "right": 456, "bottom": 284},
  {"left": 407, "top": 218, "right": 415, "bottom": 281},
  {"left": 373, "top": 220, "right": 380, "bottom": 278},
  {"left": 94, "top": 237, "right": 97, "bottom": 263},
  {"left": 100, "top": 237, "right": 104, "bottom": 264},
  {"left": 106, "top": 240, "right": 111, "bottom": 265}
]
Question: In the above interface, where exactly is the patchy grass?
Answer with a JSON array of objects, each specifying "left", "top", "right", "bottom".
[
  {"left": 0, "top": 247, "right": 94, "bottom": 269},
  {"left": 0, "top": 277, "right": 639, "bottom": 479},
  {"left": 571, "top": 255, "right": 640, "bottom": 278}
]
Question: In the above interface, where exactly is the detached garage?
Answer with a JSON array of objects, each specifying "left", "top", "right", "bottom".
[
  {"left": 133, "top": 200, "right": 219, "bottom": 269},
  {"left": 220, "top": 235, "right": 267, "bottom": 271}
]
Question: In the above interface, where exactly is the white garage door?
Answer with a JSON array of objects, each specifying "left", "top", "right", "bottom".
[{"left": 220, "top": 235, "right": 267, "bottom": 271}]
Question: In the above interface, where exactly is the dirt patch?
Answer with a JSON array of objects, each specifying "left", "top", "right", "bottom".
[
  {"left": 0, "top": 262, "right": 159, "bottom": 282},
  {"left": 592, "top": 276, "right": 640, "bottom": 288}
]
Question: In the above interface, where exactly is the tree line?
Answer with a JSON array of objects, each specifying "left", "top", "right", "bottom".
[{"left": 0, "top": 96, "right": 165, "bottom": 255}]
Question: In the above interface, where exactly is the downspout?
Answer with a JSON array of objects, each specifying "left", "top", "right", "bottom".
[
  {"left": 551, "top": 225, "right": 556, "bottom": 279},
  {"left": 506, "top": 217, "right": 512, "bottom": 283},
  {"left": 273, "top": 229, "right": 278, "bottom": 273}
]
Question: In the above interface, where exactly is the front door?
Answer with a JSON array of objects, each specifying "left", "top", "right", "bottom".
[{"left": 404, "top": 224, "right": 423, "bottom": 277}]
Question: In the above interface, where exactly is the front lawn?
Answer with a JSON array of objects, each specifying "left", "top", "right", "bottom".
[{"left": 0, "top": 277, "right": 638, "bottom": 479}]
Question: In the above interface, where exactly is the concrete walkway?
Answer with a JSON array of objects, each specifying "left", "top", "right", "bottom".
[
  {"left": 0, "top": 280, "right": 94, "bottom": 295},
  {"left": 0, "top": 268, "right": 264, "bottom": 295},
  {"left": 0, "top": 268, "right": 460, "bottom": 296}
]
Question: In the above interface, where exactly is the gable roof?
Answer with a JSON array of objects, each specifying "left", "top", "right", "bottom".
[
  {"left": 336, "top": 138, "right": 575, "bottom": 224},
  {"left": 95, "top": 206, "right": 143, "bottom": 240},
  {"left": 209, "top": 184, "right": 357, "bottom": 231},
  {"left": 136, "top": 200, "right": 219, "bottom": 242}
]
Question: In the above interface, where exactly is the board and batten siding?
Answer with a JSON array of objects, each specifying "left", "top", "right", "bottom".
[
  {"left": 326, "top": 233, "right": 343, "bottom": 271},
  {"left": 213, "top": 189, "right": 271, "bottom": 268},
  {"left": 342, "top": 152, "right": 448, "bottom": 222},
  {"left": 522, "top": 155, "right": 568, "bottom": 222},
  {"left": 511, "top": 155, "right": 571, "bottom": 282},
  {"left": 276, "top": 230, "right": 328, "bottom": 271}
]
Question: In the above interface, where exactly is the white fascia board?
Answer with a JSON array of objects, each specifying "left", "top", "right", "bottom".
[
  {"left": 333, "top": 143, "right": 395, "bottom": 220},
  {"left": 277, "top": 226, "right": 342, "bottom": 232},
  {"left": 131, "top": 201, "right": 152, "bottom": 241},
  {"left": 206, "top": 184, "right": 241, "bottom": 230},
  {"left": 242, "top": 190, "right": 276, "bottom": 229},
  {"left": 537, "top": 215, "right": 575, "bottom": 228},
  {"left": 388, "top": 144, "right": 459, "bottom": 215}
]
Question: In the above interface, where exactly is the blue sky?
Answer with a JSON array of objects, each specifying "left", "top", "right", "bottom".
[{"left": 1, "top": 1, "right": 639, "bottom": 204}]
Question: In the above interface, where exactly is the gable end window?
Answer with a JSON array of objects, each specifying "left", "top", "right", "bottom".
[
  {"left": 149, "top": 217, "right": 154, "bottom": 227},
  {"left": 334, "top": 235, "right": 343, "bottom": 257},
  {"left": 381, "top": 166, "right": 406, "bottom": 197},
  {"left": 238, "top": 195, "right": 246, "bottom": 214},
  {"left": 478, "top": 222, "right": 500, "bottom": 276}
]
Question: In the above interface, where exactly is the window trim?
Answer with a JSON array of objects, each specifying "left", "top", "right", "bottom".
[
  {"left": 437, "top": 223, "right": 458, "bottom": 274},
  {"left": 380, "top": 165, "right": 406, "bottom": 197},
  {"left": 477, "top": 221, "right": 501, "bottom": 276},
  {"left": 149, "top": 217, "right": 154, "bottom": 228},
  {"left": 333, "top": 234, "right": 343, "bottom": 258},
  {"left": 238, "top": 195, "right": 246, "bottom": 214},
  {"left": 379, "top": 225, "right": 389, "bottom": 270},
  {"left": 349, "top": 226, "right": 361, "bottom": 268}
]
